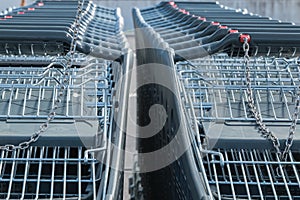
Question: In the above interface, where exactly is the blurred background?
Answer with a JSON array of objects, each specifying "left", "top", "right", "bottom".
[{"left": 1, "top": 0, "right": 300, "bottom": 30}]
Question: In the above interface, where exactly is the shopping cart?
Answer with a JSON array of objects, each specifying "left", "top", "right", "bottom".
[
  {"left": 0, "top": 0, "right": 125, "bottom": 60},
  {"left": 176, "top": 55, "right": 300, "bottom": 199},
  {"left": 132, "top": 1, "right": 300, "bottom": 199},
  {"left": 0, "top": 1, "right": 132, "bottom": 199}
]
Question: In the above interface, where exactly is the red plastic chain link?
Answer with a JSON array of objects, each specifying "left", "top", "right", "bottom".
[
  {"left": 240, "top": 34, "right": 251, "bottom": 43},
  {"left": 169, "top": 1, "right": 177, "bottom": 8},
  {"left": 211, "top": 22, "right": 220, "bottom": 26},
  {"left": 28, "top": 8, "right": 35, "bottom": 11},
  {"left": 4, "top": 16, "right": 13, "bottom": 19},
  {"left": 229, "top": 30, "right": 239, "bottom": 33},
  {"left": 219, "top": 25, "right": 228, "bottom": 29},
  {"left": 198, "top": 17, "right": 206, "bottom": 21},
  {"left": 38, "top": 2, "right": 44, "bottom": 6},
  {"left": 179, "top": 9, "right": 189, "bottom": 14},
  {"left": 17, "top": 11, "right": 25, "bottom": 14},
  {"left": 169, "top": 1, "right": 175, "bottom": 6}
]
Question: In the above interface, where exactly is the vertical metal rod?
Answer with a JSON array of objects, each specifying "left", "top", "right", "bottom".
[
  {"left": 289, "top": 151, "right": 300, "bottom": 190},
  {"left": 35, "top": 147, "right": 44, "bottom": 200},
  {"left": 63, "top": 147, "right": 67, "bottom": 200},
  {"left": 101, "top": 76, "right": 112, "bottom": 200},
  {"left": 242, "top": 90, "right": 248, "bottom": 119},
  {"left": 92, "top": 153, "right": 97, "bottom": 200},
  {"left": 212, "top": 87, "right": 219, "bottom": 118},
  {"left": 51, "top": 86, "right": 56, "bottom": 115},
  {"left": 78, "top": 147, "right": 82, "bottom": 199},
  {"left": 269, "top": 90, "right": 277, "bottom": 120},
  {"left": 37, "top": 87, "right": 42, "bottom": 117},
  {"left": 249, "top": 150, "right": 264, "bottom": 200},
  {"left": 7, "top": 86, "right": 14, "bottom": 116},
  {"left": 238, "top": 151, "right": 251, "bottom": 200},
  {"left": 15, "top": 84, "right": 19, "bottom": 100},
  {"left": 265, "top": 152, "right": 278, "bottom": 183},
  {"left": 231, "top": 150, "right": 241, "bottom": 183},
  {"left": 211, "top": 154, "right": 221, "bottom": 200},
  {"left": 205, "top": 153, "right": 213, "bottom": 181},
  {"left": 227, "top": 91, "right": 234, "bottom": 118},
  {"left": 66, "top": 82, "right": 70, "bottom": 117},
  {"left": 275, "top": 153, "right": 292, "bottom": 200},
  {"left": 6, "top": 150, "right": 17, "bottom": 200},
  {"left": 262, "top": 151, "right": 278, "bottom": 200},
  {"left": 241, "top": 150, "right": 251, "bottom": 182},
  {"left": 50, "top": 147, "right": 57, "bottom": 199},
  {"left": 282, "top": 89, "right": 292, "bottom": 120},
  {"left": 21, "top": 147, "right": 32, "bottom": 200},
  {"left": 0, "top": 150, "right": 5, "bottom": 178},
  {"left": 81, "top": 84, "right": 84, "bottom": 117},
  {"left": 28, "top": 72, "right": 33, "bottom": 99},
  {"left": 22, "top": 86, "right": 28, "bottom": 116},
  {"left": 224, "top": 150, "right": 236, "bottom": 200}
]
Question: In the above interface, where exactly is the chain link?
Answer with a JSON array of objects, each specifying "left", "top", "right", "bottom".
[
  {"left": 0, "top": 0, "right": 85, "bottom": 152},
  {"left": 281, "top": 92, "right": 300, "bottom": 160},
  {"left": 243, "top": 38, "right": 300, "bottom": 161}
]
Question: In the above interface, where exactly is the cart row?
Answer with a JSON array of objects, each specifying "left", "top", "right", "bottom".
[
  {"left": 132, "top": 1, "right": 300, "bottom": 199},
  {"left": 0, "top": 1, "right": 132, "bottom": 200}
]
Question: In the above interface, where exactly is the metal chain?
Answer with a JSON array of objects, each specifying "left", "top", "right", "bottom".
[
  {"left": 0, "top": 0, "right": 85, "bottom": 152},
  {"left": 243, "top": 38, "right": 300, "bottom": 161},
  {"left": 281, "top": 89, "right": 300, "bottom": 160}
]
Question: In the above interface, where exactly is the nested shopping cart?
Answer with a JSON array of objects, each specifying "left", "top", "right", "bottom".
[
  {"left": 132, "top": 1, "right": 300, "bottom": 199},
  {"left": 0, "top": 1, "right": 132, "bottom": 199}
]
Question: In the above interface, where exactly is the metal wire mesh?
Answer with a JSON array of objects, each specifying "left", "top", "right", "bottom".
[
  {"left": 0, "top": 1, "right": 128, "bottom": 199},
  {"left": 0, "top": 57, "right": 114, "bottom": 199},
  {"left": 202, "top": 149, "right": 300, "bottom": 199},
  {"left": 176, "top": 55, "right": 300, "bottom": 122},
  {"left": 0, "top": 58, "right": 113, "bottom": 120},
  {"left": 0, "top": 146, "right": 102, "bottom": 199},
  {"left": 175, "top": 54, "right": 300, "bottom": 199}
]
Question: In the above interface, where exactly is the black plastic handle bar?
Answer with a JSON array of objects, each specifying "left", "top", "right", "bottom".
[{"left": 174, "top": 32, "right": 241, "bottom": 61}]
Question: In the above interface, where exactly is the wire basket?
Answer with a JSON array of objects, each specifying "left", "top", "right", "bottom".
[
  {"left": 0, "top": 146, "right": 102, "bottom": 199},
  {"left": 177, "top": 55, "right": 300, "bottom": 122},
  {"left": 202, "top": 149, "right": 300, "bottom": 199},
  {"left": 0, "top": 58, "right": 113, "bottom": 120},
  {"left": 176, "top": 54, "right": 300, "bottom": 199}
]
